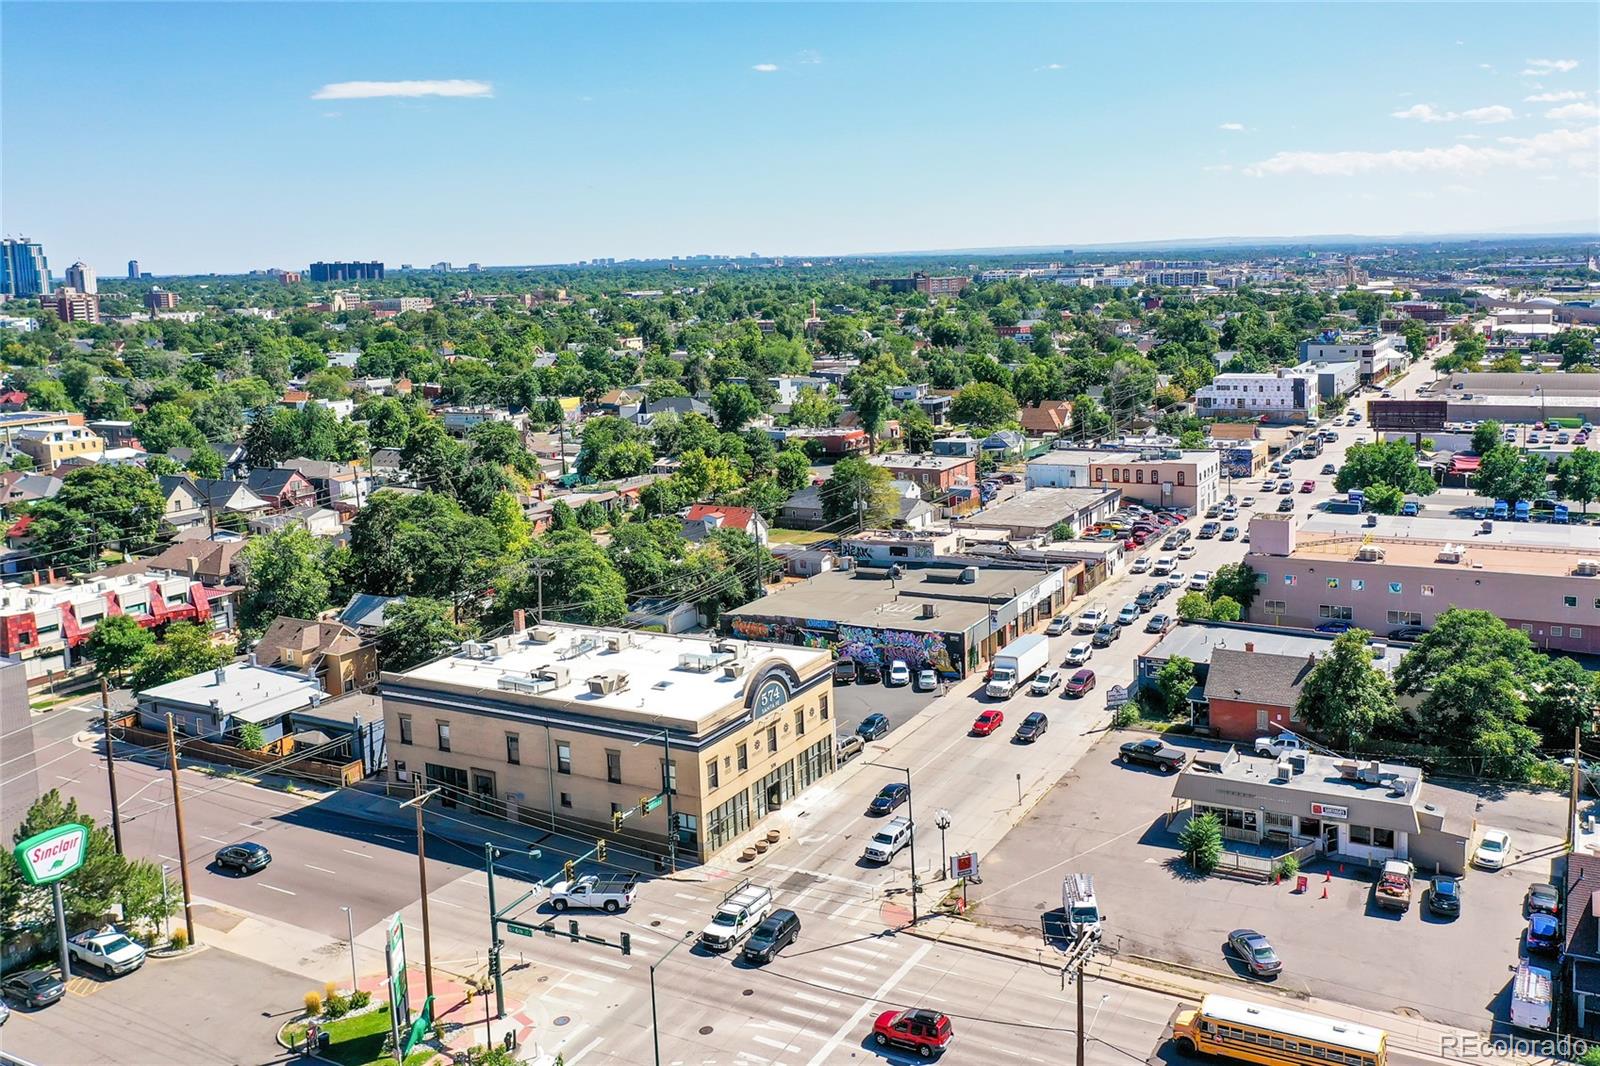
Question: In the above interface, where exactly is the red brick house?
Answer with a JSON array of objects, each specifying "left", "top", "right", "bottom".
[
  {"left": 1019, "top": 400, "right": 1073, "bottom": 436},
  {"left": 1200, "top": 647, "right": 1316, "bottom": 742},
  {"left": 682, "top": 503, "right": 769, "bottom": 546}
]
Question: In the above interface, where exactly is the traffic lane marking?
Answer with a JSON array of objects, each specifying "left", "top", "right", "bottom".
[
  {"left": 260, "top": 884, "right": 296, "bottom": 895},
  {"left": 304, "top": 864, "right": 337, "bottom": 874}
]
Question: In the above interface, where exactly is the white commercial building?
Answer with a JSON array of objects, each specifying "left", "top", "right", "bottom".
[{"left": 1195, "top": 369, "right": 1318, "bottom": 422}]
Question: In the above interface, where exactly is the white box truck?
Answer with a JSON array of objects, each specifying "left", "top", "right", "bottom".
[
  {"left": 1509, "top": 963, "right": 1553, "bottom": 1031},
  {"left": 1062, "top": 873, "right": 1103, "bottom": 941},
  {"left": 986, "top": 634, "right": 1050, "bottom": 700}
]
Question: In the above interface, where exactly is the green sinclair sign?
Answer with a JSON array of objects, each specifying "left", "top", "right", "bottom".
[{"left": 14, "top": 824, "right": 90, "bottom": 886}]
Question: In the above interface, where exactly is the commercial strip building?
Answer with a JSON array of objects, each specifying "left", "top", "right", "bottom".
[
  {"left": 723, "top": 564, "right": 1069, "bottom": 678},
  {"left": 1026, "top": 447, "right": 1222, "bottom": 514},
  {"left": 1431, "top": 371, "right": 1600, "bottom": 424},
  {"left": 381, "top": 621, "right": 835, "bottom": 862},
  {"left": 951, "top": 486, "right": 1119, "bottom": 539},
  {"left": 1171, "top": 747, "right": 1468, "bottom": 874},
  {"left": 1245, "top": 513, "right": 1600, "bottom": 655},
  {"left": 1299, "top": 331, "right": 1408, "bottom": 385}
]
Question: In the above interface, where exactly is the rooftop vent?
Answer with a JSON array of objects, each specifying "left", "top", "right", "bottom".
[
  {"left": 723, "top": 662, "right": 747, "bottom": 679},
  {"left": 1436, "top": 544, "right": 1465, "bottom": 564},
  {"left": 959, "top": 566, "right": 979, "bottom": 584},
  {"left": 1576, "top": 560, "right": 1600, "bottom": 577},
  {"left": 530, "top": 627, "right": 558, "bottom": 643},
  {"left": 587, "top": 670, "right": 630, "bottom": 696},
  {"left": 1355, "top": 546, "right": 1385, "bottom": 562},
  {"left": 920, "top": 603, "right": 937, "bottom": 619},
  {"left": 606, "top": 633, "right": 634, "bottom": 653}
]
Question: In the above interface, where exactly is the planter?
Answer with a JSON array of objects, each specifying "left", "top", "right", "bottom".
[
  {"left": 754, "top": 840, "right": 769, "bottom": 854},
  {"left": 741, "top": 848, "right": 756, "bottom": 862},
  {"left": 766, "top": 829, "right": 781, "bottom": 844}
]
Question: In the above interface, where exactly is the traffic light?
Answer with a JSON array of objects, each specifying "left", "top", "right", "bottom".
[
  {"left": 562, "top": 860, "right": 575, "bottom": 882},
  {"left": 595, "top": 839, "right": 608, "bottom": 863},
  {"left": 620, "top": 932, "right": 631, "bottom": 956},
  {"left": 669, "top": 813, "right": 682, "bottom": 834},
  {"left": 612, "top": 810, "right": 624, "bottom": 832}
]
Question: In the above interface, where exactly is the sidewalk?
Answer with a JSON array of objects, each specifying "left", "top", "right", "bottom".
[{"left": 904, "top": 914, "right": 1544, "bottom": 1066}]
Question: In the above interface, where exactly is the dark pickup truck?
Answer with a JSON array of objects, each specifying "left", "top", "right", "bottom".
[{"left": 1118, "top": 737, "right": 1187, "bottom": 772}]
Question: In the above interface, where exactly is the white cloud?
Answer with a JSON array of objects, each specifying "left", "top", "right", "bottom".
[
  {"left": 1522, "top": 58, "right": 1579, "bottom": 76},
  {"left": 1526, "top": 90, "right": 1587, "bottom": 102},
  {"left": 1392, "top": 103, "right": 1515, "bottom": 124},
  {"left": 1242, "top": 124, "right": 1599, "bottom": 177},
  {"left": 1547, "top": 103, "right": 1600, "bottom": 120},
  {"left": 1218, "top": 122, "right": 1245, "bottom": 131},
  {"left": 311, "top": 79, "right": 492, "bottom": 100},
  {"left": 751, "top": 63, "right": 779, "bottom": 73},
  {"left": 1392, "top": 103, "right": 1455, "bottom": 122},
  {"left": 1461, "top": 105, "right": 1515, "bottom": 124},
  {"left": 1441, "top": 184, "right": 1474, "bottom": 195}
]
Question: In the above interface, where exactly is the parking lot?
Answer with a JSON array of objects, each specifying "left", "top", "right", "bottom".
[
  {"left": 970, "top": 731, "right": 1567, "bottom": 1033},
  {"left": 832, "top": 673, "right": 939, "bottom": 742}
]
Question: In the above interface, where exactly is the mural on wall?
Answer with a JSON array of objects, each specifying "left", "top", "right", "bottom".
[
  {"left": 834, "top": 625, "right": 959, "bottom": 675},
  {"left": 729, "top": 618, "right": 833, "bottom": 649}
]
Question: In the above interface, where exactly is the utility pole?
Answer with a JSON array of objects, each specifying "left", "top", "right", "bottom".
[
  {"left": 165, "top": 714, "right": 197, "bottom": 946},
  {"left": 1076, "top": 957, "right": 1086, "bottom": 1066},
  {"left": 399, "top": 783, "right": 441, "bottom": 1002},
  {"left": 1570, "top": 725, "right": 1583, "bottom": 852},
  {"left": 101, "top": 680, "right": 124, "bottom": 856},
  {"left": 486, "top": 843, "right": 504, "bottom": 1019},
  {"left": 662, "top": 729, "right": 678, "bottom": 874},
  {"left": 528, "top": 560, "right": 552, "bottom": 623}
]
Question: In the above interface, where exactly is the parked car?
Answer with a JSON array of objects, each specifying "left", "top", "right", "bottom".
[
  {"left": 1129, "top": 557, "right": 1152, "bottom": 575},
  {"left": 1526, "top": 913, "right": 1562, "bottom": 955},
  {"left": 971, "top": 709, "right": 1005, "bottom": 735},
  {"left": 1134, "top": 587, "right": 1160, "bottom": 611},
  {"left": 1177, "top": 544, "right": 1197, "bottom": 559},
  {"left": 1473, "top": 829, "right": 1512, "bottom": 870},
  {"left": 863, "top": 817, "right": 914, "bottom": 864},
  {"left": 1030, "top": 670, "right": 1062, "bottom": 697},
  {"left": 1199, "top": 522, "right": 1221, "bottom": 538},
  {"left": 857, "top": 660, "right": 882, "bottom": 684},
  {"left": 1152, "top": 557, "right": 1176, "bottom": 576},
  {"left": 1220, "top": 526, "right": 1239, "bottom": 541},
  {"left": 1, "top": 970, "right": 64, "bottom": 1009},
  {"left": 1091, "top": 623, "right": 1119, "bottom": 648},
  {"left": 1241, "top": 496, "right": 1256, "bottom": 507},
  {"left": 1187, "top": 571, "right": 1211, "bottom": 592},
  {"left": 1014, "top": 712, "right": 1049, "bottom": 743},
  {"left": 857, "top": 713, "right": 890, "bottom": 741},
  {"left": 1277, "top": 498, "right": 1295, "bottom": 512},
  {"left": 1116, "top": 604, "right": 1140, "bottom": 627},
  {"left": 915, "top": 669, "right": 938, "bottom": 692},
  {"left": 1145, "top": 613, "right": 1172, "bottom": 635},
  {"left": 836, "top": 734, "right": 865, "bottom": 763},
  {"left": 872, "top": 1008, "right": 954, "bottom": 1058},
  {"left": 868, "top": 782, "right": 910, "bottom": 815},
  {"left": 742, "top": 909, "right": 801, "bottom": 964},
  {"left": 1527, "top": 882, "right": 1561, "bottom": 916},
  {"left": 1315, "top": 621, "right": 1353, "bottom": 634},
  {"left": 1064, "top": 642, "right": 1092, "bottom": 666},
  {"left": 1075, "top": 608, "right": 1106, "bottom": 633},
  {"left": 1278, "top": 482, "right": 1294, "bottom": 494},
  {"left": 1387, "top": 625, "right": 1428, "bottom": 641},
  {"left": 1064, "top": 669, "right": 1096, "bottom": 697},
  {"left": 1428, "top": 875, "right": 1462, "bottom": 918},
  {"left": 1118, "top": 737, "right": 1187, "bottom": 772},
  {"left": 833, "top": 660, "right": 858, "bottom": 684},
  {"left": 1401, "top": 501, "right": 1419, "bottom": 517},
  {"left": 1226, "top": 929, "right": 1283, "bottom": 977},
  {"left": 66, "top": 929, "right": 147, "bottom": 976},
  {"left": 1321, "top": 464, "right": 1337, "bottom": 476},
  {"left": 1046, "top": 616, "right": 1072, "bottom": 637},
  {"left": 886, "top": 660, "right": 911, "bottom": 687},
  {"left": 1262, "top": 479, "right": 1278, "bottom": 492},
  {"left": 1300, "top": 480, "right": 1315, "bottom": 493},
  {"left": 216, "top": 841, "right": 272, "bottom": 875}
]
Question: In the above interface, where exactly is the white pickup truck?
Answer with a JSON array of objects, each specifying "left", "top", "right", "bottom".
[
  {"left": 67, "top": 929, "right": 147, "bottom": 976},
  {"left": 1254, "top": 732, "right": 1309, "bottom": 758},
  {"left": 548, "top": 873, "right": 638, "bottom": 913},
  {"left": 699, "top": 879, "right": 773, "bottom": 951}
]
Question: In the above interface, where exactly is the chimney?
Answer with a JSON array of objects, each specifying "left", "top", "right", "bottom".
[
  {"left": 187, "top": 555, "right": 199, "bottom": 579},
  {"left": 1244, "top": 641, "right": 1254, "bottom": 653},
  {"left": 214, "top": 666, "right": 226, "bottom": 684},
  {"left": 513, "top": 608, "right": 527, "bottom": 634}
]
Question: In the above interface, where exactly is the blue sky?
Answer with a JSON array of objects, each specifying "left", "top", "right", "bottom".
[{"left": 3, "top": 3, "right": 1597, "bottom": 275}]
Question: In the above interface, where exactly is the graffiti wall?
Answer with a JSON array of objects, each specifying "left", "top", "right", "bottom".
[{"left": 727, "top": 616, "right": 965, "bottom": 676}]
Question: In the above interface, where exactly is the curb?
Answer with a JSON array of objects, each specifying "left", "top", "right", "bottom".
[
  {"left": 274, "top": 1016, "right": 340, "bottom": 1065},
  {"left": 148, "top": 942, "right": 209, "bottom": 962}
]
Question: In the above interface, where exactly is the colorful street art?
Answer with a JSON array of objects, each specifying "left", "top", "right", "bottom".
[{"left": 727, "top": 617, "right": 962, "bottom": 675}]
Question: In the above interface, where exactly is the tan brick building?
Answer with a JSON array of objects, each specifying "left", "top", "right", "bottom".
[{"left": 380, "top": 622, "right": 835, "bottom": 863}]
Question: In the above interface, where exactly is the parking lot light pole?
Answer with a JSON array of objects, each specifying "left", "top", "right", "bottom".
[
  {"left": 341, "top": 906, "right": 357, "bottom": 994},
  {"left": 868, "top": 762, "right": 918, "bottom": 924}
]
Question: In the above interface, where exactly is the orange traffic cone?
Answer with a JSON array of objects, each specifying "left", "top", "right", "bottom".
[
  {"left": 1324, "top": 870, "right": 1332, "bottom": 882},
  {"left": 1321, "top": 885, "right": 1328, "bottom": 899}
]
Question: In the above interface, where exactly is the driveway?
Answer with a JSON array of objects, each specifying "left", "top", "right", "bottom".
[
  {"left": 0, "top": 945, "right": 312, "bottom": 1065},
  {"left": 969, "top": 731, "right": 1565, "bottom": 1033},
  {"left": 832, "top": 675, "right": 939, "bottom": 741}
]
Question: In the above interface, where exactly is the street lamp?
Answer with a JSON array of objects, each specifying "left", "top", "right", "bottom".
[
  {"left": 934, "top": 810, "right": 951, "bottom": 880},
  {"left": 867, "top": 762, "right": 919, "bottom": 924},
  {"left": 341, "top": 905, "right": 357, "bottom": 995},
  {"left": 649, "top": 929, "right": 699, "bottom": 1066}
]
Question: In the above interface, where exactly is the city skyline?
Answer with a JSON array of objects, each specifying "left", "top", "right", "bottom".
[{"left": 3, "top": 3, "right": 1598, "bottom": 273}]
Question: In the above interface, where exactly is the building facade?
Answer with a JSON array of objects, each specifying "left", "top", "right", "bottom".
[
  {"left": 1195, "top": 370, "right": 1317, "bottom": 422},
  {"left": 309, "top": 261, "right": 385, "bottom": 282},
  {"left": 1027, "top": 448, "right": 1221, "bottom": 513},
  {"left": 145, "top": 287, "right": 179, "bottom": 310},
  {"left": 1, "top": 238, "right": 50, "bottom": 297},
  {"left": 867, "top": 454, "right": 978, "bottom": 498},
  {"left": 51, "top": 288, "right": 99, "bottom": 324},
  {"left": 64, "top": 261, "right": 96, "bottom": 295},
  {"left": 14, "top": 424, "right": 103, "bottom": 469},
  {"left": 381, "top": 622, "right": 836, "bottom": 862}
]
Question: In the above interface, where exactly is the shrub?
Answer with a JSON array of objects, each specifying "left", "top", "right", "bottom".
[
  {"left": 1526, "top": 760, "right": 1570, "bottom": 789},
  {"left": 350, "top": 989, "right": 372, "bottom": 1010},
  {"left": 304, "top": 991, "right": 323, "bottom": 1016},
  {"left": 1178, "top": 811, "right": 1224, "bottom": 873},
  {"left": 324, "top": 980, "right": 338, "bottom": 1000},
  {"left": 323, "top": 990, "right": 350, "bottom": 1018},
  {"left": 1274, "top": 855, "right": 1300, "bottom": 881},
  {"left": 1111, "top": 704, "right": 1138, "bottom": 729},
  {"left": 170, "top": 928, "right": 189, "bottom": 950}
]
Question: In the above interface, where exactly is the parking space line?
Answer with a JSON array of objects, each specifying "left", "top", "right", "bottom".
[
  {"left": 304, "top": 864, "right": 337, "bottom": 874},
  {"left": 260, "top": 884, "right": 296, "bottom": 895},
  {"left": 341, "top": 849, "right": 373, "bottom": 859},
  {"left": 567, "top": 1037, "right": 604, "bottom": 1064}
]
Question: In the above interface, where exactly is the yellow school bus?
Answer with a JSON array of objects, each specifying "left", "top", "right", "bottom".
[{"left": 1172, "top": 994, "right": 1388, "bottom": 1066}]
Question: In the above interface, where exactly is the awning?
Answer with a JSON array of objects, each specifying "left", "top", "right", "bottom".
[{"left": 1449, "top": 455, "right": 1481, "bottom": 474}]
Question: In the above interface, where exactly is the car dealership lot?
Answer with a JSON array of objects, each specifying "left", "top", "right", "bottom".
[{"left": 970, "top": 731, "right": 1564, "bottom": 1032}]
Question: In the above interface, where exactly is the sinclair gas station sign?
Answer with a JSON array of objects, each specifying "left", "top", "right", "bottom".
[{"left": 14, "top": 824, "right": 89, "bottom": 886}]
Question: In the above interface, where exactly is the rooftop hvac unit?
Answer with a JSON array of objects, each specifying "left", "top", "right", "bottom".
[
  {"left": 1436, "top": 544, "right": 1464, "bottom": 564},
  {"left": 536, "top": 665, "right": 570, "bottom": 688},
  {"left": 723, "top": 662, "right": 747, "bottom": 679},
  {"left": 920, "top": 603, "right": 937, "bottom": 619},
  {"left": 530, "top": 627, "right": 558, "bottom": 643},
  {"left": 461, "top": 641, "right": 496, "bottom": 660},
  {"left": 1576, "top": 560, "right": 1600, "bottom": 577},
  {"left": 1355, "top": 546, "right": 1386, "bottom": 562},
  {"left": 587, "top": 670, "right": 630, "bottom": 696},
  {"left": 959, "top": 566, "right": 979, "bottom": 584},
  {"left": 606, "top": 633, "right": 634, "bottom": 653}
]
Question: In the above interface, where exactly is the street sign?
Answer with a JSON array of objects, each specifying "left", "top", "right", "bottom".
[
  {"left": 385, "top": 913, "right": 411, "bottom": 1055},
  {"left": 1104, "top": 685, "right": 1130, "bottom": 708},
  {"left": 13, "top": 824, "right": 89, "bottom": 886},
  {"left": 505, "top": 921, "right": 537, "bottom": 937},
  {"left": 949, "top": 852, "right": 980, "bottom": 880},
  {"left": 641, "top": 793, "right": 665, "bottom": 814}
]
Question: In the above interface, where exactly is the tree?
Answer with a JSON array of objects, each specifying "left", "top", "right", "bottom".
[
  {"left": 469, "top": 420, "right": 539, "bottom": 479},
  {"left": 1207, "top": 563, "right": 1259, "bottom": 612},
  {"left": 710, "top": 382, "right": 761, "bottom": 432},
  {"left": 1474, "top": 443, "right": 1547, "bottom": 503},
  {"left": 239, "top": 527, "right": 332, "bottom": 635},
  {"left": 950, "top": 382, "right": 1018, "bottom": 432},
  {"left": 1207, "top": 595, "right": 1241, "bottom": 622},
  {"left": 1416, "top": 659, "right": 1539, "bottom": 778},
  {"left": 512, "top": 530, "right": 628, "bottom": 626},
  {"left": 1399, "top": 320, "right": 1431, "bottom": 363},
  {"left": 85, "top": 614, "right": 154, "bottom": 684},
  {"left": 1178, "top": 811, "right": 1223, "bottom": 873},
  {"left": 238, "top": 722, "right": 267, "bottom": 751},
  {"left": 131, "top": 621, "right": 232, "bottom": 691},
  {"left": 1471, "top": 421, "right": 1503, "bottom": 456},
  {"left": 1364, "top": 483, "right": 1405, "bottom": 515},
  {"left": 346, "top": 491, "right": 504, "bottom": 610},
  {"left": 133, "top": 402, "right": 209, "bottom": 454},
  {"left": 1146, "top": 656, "right": 1196, "bottom": 720},
  {"left": 1556, "top": 449, "right": 1600, "bottom": 513},
  {"left": 847, "top": 374, "right": 893, "bottom": 449},
  {"left": 788, "top": 389, "right": 840, "bottom": 428},
  {"left": 1294, "top": 630, "right": 1399, "bottom": 749},
  {"left": 1048, "top": 521, "right": 1075, "bottom": 542},
  {"left": 1531, "top": 657, "right": 1600, "bottom": 743},
  {"left": 1395, "top": 608, "right": 1542, "bottom": 698},
  {"left": 897, "top": 403, "right": 934, "bottom": 454},
  {"left": 1333, "top": 439, "right": 1435, "bottom": 497},
  {"left": 183, "top": 445, "right": 224, "bottom": 480},
  {"left": 376, "top": 597, "right": 465, "bottom": 671},
  {"left": 576, "top": 499, "right": 607, "bottom": 530},
  {"left": 820, "top": 457, "right": 897, "bottom": 529},
  {"left": 773, "top": 448, "right": 812, "bottom": 494},
  {"left": 1176, "top": 592, "right": 1213, "bottom": 622},
  {"left": 25, "top": 465, "right": 165, "bottom": 572}
]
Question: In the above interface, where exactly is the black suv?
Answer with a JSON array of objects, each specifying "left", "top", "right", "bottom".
[
  {"left": 1014, "top": 712, "right": 1049, "bottom": 743},
  {"left": 856, "top": 660, "right": 883, "bottom": 684},
  {"left": 833, "top": 660, "right": 858, "bottom": 684},
  {"left": 742, "top": 909, "right": 801, "bottom": 963},
  {"left": 216, "top": 841, "right": 272, "bottom": 875},
  {"left": 1091, "top": 623, "right": 1119, "bottom": 648}
]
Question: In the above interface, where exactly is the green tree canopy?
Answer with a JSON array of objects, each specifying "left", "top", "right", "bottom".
[
  {"left": 1295, "top": 629, "right": 1400, "bottom": 749},
  {"left": 950, "top": 381, "right": 1019, "bottom": 432},
  {"left": 376, "top": 597, "right": 466, "bottom": 671},
  {"left": 85, "top": 614, "right": 154, "bottom": 684},
  {"left": 25, "top": 465, "right": 165, "bottom": 573},
  {"left": 820, "top": 456, "right": 897, "bottom": 529},
  {"left": 1333, "top": 439, "right": 1435, "bottom": 497},
  {"left": 1556, "top": 449, "right": 1600, "bottom": 513},
  {"left": 239, "top": 527, "right": 333, "bottom": 636},
  {"left": 131, "top": 621, "right": 233, "bottom": 691}
]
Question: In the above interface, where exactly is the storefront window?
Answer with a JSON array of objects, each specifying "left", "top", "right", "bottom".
[
  {"left": 1349, "top": 825, "right": 1372, "bottom": 846},
  {"left": 1372, "top": 827, "right": 1395, "bottom": 849}
]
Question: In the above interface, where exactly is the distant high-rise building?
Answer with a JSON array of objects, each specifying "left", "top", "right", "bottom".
[
  {"left": 1, "top": 238, "right": 51, "bottom": 297},
  {"left": 65, "top": 261, "right": 96, "bottom": 295},
  {"left": 52, "top": 288, "right": 99, "bottom": 324},
  {"left": 127, "top": 259, "right": 140, "bottom": 279},
  {"left": 145, "top": 286, "right": 179, "bottom": 311},
  {"left": 308, "top": 261, "right": 384, "bottom": 283}
]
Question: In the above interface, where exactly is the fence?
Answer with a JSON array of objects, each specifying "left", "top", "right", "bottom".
[{"left": 113, "top": 714, "right": 364, "bottom": 787}]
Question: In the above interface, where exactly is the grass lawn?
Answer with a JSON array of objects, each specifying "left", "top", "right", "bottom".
[
  {"left": 768, "top": 528, "right": 835, "bottom": 545},
  {"left": 284, "top": 1007, "right": 433, "bottom": 1066}
]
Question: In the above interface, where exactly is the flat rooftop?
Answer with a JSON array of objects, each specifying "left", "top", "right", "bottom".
[
  {"left": 1184, "top": 749, "right": 1422, "bottom": 809},
  {"left": 725, "top": 565, "right": 1055, "bottom": 634},
  {"left": 1299, "top": 511, "right": 1600, "bottom": 552},
  {"left": 137, "top": 662, "right": 323, "bottom": 724},
  {"left": 955, "top": 487, "right": 1117, "bottom": 529},
  {"left": 868, "top": 453, "right": 975, "bottom": 472},
  {"left": 1142, "top": 622, "right": 1406, "bottom": 674},
  {"left": 1283, "top": 533, "right": 1596, "bottom": 578},
  {"left": 1032, "top": 449, "right": 1138, "bottom": 466},
  {"left": 393, "top": 623, "right": 830, "bottom": 727}
]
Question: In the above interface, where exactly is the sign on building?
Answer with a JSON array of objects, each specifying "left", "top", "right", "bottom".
[
  {"left": 1310, "top": 803, "right": 1349, "bottom": 820},
  {"left": 949, "top": 852, "right": 980, "bottom": 880},
  {"left": 13, "top": 823, "right": 89, "bottom": 886},
  {"left": 1105, "top": 685, "right": 1130, "bottom": 708},
  {"left": 385, "top": 913, "right": 411, "bottom": 1053},
  {"left": 1369, "top": 399, "right": 1447, "bottom": 433}
]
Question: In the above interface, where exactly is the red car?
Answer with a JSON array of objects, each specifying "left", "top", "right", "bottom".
[
  {"left": 872, "top": 1009, "right": 953, "bottom": 1058},
  {"left": 971, "top": 709, "right": 1004, "bottom": 736},
  {"left": 1065, "top": 669, "right": 1096, "bottom": 697},
  {"left": 1300, "top": 480, "right": 1315, "bottom": 493}
]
